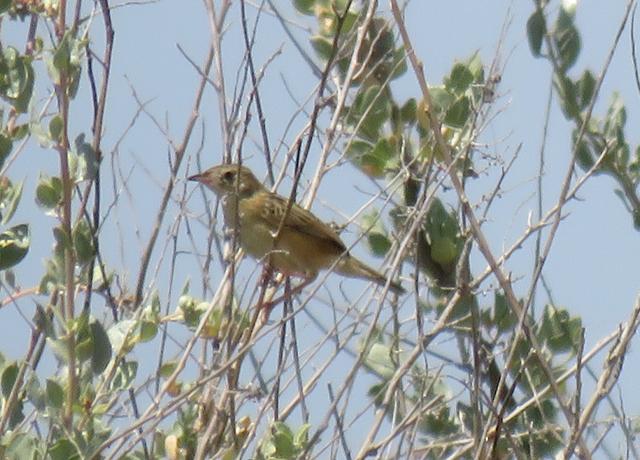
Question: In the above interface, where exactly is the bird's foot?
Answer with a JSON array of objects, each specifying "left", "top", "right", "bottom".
[{"left": 254, "top": 277, "right": 314, "bottom": 320}]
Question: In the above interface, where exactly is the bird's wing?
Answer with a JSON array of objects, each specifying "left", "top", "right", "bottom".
[{"left": 260, "top": 193, "right": 346, "bottom": 253}]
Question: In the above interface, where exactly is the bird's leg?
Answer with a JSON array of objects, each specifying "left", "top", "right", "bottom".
[
  {"left": 255, "top": 265, "right": 276, "bottom": 311},
  {"left": 256, "top": 274, "right": 316, "bottom": 319},
  {"left": 258, "top": 264, "right": 275, "bottom": 287},
  {"left": 265, "top": 277, "right": 313, "bottom": 309}
]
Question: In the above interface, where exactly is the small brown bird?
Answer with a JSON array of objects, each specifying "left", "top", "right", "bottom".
[{"left": 189, "top": 164, "right": 404, "bottom": 295}]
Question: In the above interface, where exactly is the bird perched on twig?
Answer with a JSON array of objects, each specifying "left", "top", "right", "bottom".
[{"left": 188, "top": 164, "right": 405, "bottom": 295}]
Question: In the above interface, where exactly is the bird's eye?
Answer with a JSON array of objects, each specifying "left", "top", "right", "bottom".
[{"left": 221, "top": 171, "right": 235, "bottom": 183}]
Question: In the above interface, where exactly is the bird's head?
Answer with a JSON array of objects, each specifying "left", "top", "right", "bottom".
[{"left": 188, "top": 164, "right": 263, "bottom": 198}]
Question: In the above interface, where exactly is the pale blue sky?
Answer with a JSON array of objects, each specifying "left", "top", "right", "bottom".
[{"left": 1, "top": 0, "right": 639, "bottom": 455}]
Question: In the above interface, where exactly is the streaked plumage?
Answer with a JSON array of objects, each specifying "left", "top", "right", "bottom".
[{"left": 189, "top": 164, "right": 404, "bottom": 295}]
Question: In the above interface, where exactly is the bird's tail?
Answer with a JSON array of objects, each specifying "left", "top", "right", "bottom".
[{"left": 336, "top": 256, "right": 405, "bottom": 295}]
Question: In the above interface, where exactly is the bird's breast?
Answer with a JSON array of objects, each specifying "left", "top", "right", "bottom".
[
  {"left": 222, "top": 195, "right": 344, "bottom": 277},
  {"left": 222, "top": 196, "right": 277, "bottom": 259}
]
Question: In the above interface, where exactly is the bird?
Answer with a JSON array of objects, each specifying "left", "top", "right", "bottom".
[{"left": 188, "top": 164, "right": 405, "bottom": 295}]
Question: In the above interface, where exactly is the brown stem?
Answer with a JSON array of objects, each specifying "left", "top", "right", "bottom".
[{"left": 133, "top": 44, "right": 215, "bottom": 308}]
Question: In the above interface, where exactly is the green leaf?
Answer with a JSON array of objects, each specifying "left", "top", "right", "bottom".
[
  {"left": 614, "top": 143, "right": 630, "bottom": 171},
  {"left": 554, "top": 74, "right": 579, "bottom": 119},
  {"left": 34, "top": 303, "right": 56, "bottom": 338},
  {"left": 445, "top": 63, "right": 474, "bottom": 94},
  {"left": 403, "top": 174, "right": 420, "bottom": 206},
  {"left": 73, "top": 219, "right": 94, "bottom": 265},
  {"left": 1, "top": 178, "right": 24, "bottom": 225},
  {"left": 361, "top": 210, "right": 391, "bottom": 257},
  {"left": 142, "top": 291, "right": 161, "bottom": 324},
  {"left": 425, "top": 199, "right": 447, "bottom": 238},
  {"left": 10, "top": 124, "right": 29, "bottom": 141},
  {"left": 0, "top": 134, "right": 12, "bottom": 170},
  {"left": 111, "top": 361, "right": 137, "bottom": 391},
  {"left": 260, "top": 440, "right": 277, "bottom": 458},
  {"left": 158, "top": 360, "right": 178, "bottom": 378},
  {"left": 72, "top": 133, "right": 99, "bottom": 182},
  {"left": 39, "top": 256, "right": 65, "bottom": 294},
  {"left": 366, "top": 231, "right": 391, "bottom": 258},
  {"left": 367, "top": 381, "right": 386, "bottom": 406},
  {"left": 604, "top": 93, "right": 626, "bottom": 138},
  {"left": 270, "top": 422, "right": 296, "bottom": 458},
  {"left": 310, "top": 35, "right": 333, "bottom": 61},
  {"left": 47, "top": 33, "right": 84, "bottom": 96},
  {"left": 444, "top": 95, "right": 470, "bottom": 128},
  {"left": 138, "top": 320, "right": 158, "bottom": 343},
  {"left": 46, "top": 378, "right": 64, "bottom": 409},
  {"left": 332, "top": 0, "right": 351, "bottom": 13},
  {"left": 562, "top": 0, "right": 578, "bottom": 16},
  {"left": 292, "top": 0, "right": 315, "bottom": 15},
  {"left": 53, "top": 33, "right": 72, "bottom": 75},
  {"left": 35, "top": 176, "right": 63, "bottom": 210},
  {"left": 353, "top": 103, "right": 384, "bottom": 140},
  {"left": 346, "top": 139, "right": 372, "bottom": 161},
  {"left": 108, "top": 319, "right": 136, "bottom": 354},
  {"left": 5, "top": 399, "right": 24, "bottom": 429},
  {"left": 48, "top": 337, "right": 71, "bottom": 364},
  {"left": 420, "top": 406, "right": 458, "bottom": 436},
  {"left": 0, "top": 223, "right": 29, "bottom": 270},
  {"left": 12, "top": 61, "right": 34, "bottom": 113},
  {"left": 574, "top": 136, "right": 595, "bottom": 173},
  {"left": 554, "top": 7, "right": 581, "bottom": 71},
  {"left": 576, "top": 70, "right": 595, "bottom": 110},
  {"left": 538, "top": 305, "right": 582, "bottom": 353},
  {"left": 30, "top": 120, "right": 55, "bottom": 149},
  {"left": 1, "top": 362, "right": 18, "bottom": 398},
  {"left": 361, "top": 137, "right": 394, "bottom": 177},
  {"left": 527, "top": 9, "right": 545, "bottom": 57},
  {"left": 1, "top": 47, "right": 35, "bottom": 113},
  {"left": 178, "top": 295, "right": 202, "bottom": 328},
  {"left": 49, "top": 115, "right": 64, "bottom": 143},
  {"left": 633, "top": 208, "right": 640, "bottom": 231},
  {"left": 293, "top": 424, "right": 310, "bottom": 449},
  {"left": 0, "top": 0, "right": 11, "bottom": 14},
  {"left": 349, "top": 85, "right": 391, "bottom": 141},
  {"left": 177, "top": 280, "right": 189, "bottom": 298},
  {"left": 629, "top": 145, "right": 640, "bottom": 175},
  {"left": 26, "top": 376, "right": 45, "bottom": 411},
  {"left": 467, "top": 53, "right": 485, "bottom": 83},
  {"left": 365, "top": 343, "right": 395, "bottom": 378},
  {"left": 389, "top": 47, "right": 407, "bottom": 80},
  {"left": 49, "top": 438, "right": 80, "bottom": 460},
  {"left": 399, "top": 98, "right": 416, "bottom": 123},
  {"left": 430, "top": 236, "right": 459, "bottom": 266},
  {"left": 367, "top": 18, "right": 395, "bottom": 61},
  {"left": 423, "top": 199, "right": 462, "bottom": 272},
  {"left": 493, "top": 292, "right": 515, "bottom": 332},
  {"left": 53, "top": 225, "right": 71, "bottom": 255},
  {"left": 4, "top": 269, "right": 15, "bottom": 289},
  {"left": 316, "top": 7, "right": 341, "bottom": 36},
  {"left": 91, "top": 320, "right": 112, "bottom": 374},
  {"left": 428, "top": 86, "right": 454, "bottom": 114},
  {"left": 3, "top": 433, "right": 39, "bottom": 460},
  {"left": 74, "top": 312, "right": 92, "bottom": 364},
  {"left": 76, "top": 333, "right": 94, "bottom": 364}
]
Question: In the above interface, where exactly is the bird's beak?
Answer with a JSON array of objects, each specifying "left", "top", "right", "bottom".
[{"left": 188, "top": 173, "right": 203, "bottom": 182}]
